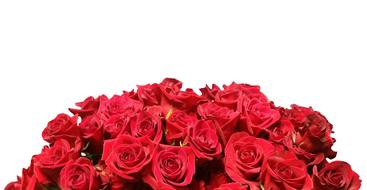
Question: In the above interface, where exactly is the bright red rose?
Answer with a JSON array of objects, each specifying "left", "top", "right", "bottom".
[
  {"left": 69, "top": 95, "right": 107, "bottom": 119},
  {"left": 42, "top": 113, "right": 80, "bottom": 145},
  {"left": 103, "top": 112, "right": 132, "bottom": 139},
  {"left": 137, "top": 83, "right": 162, "bottom": 106},
  {"left": 240, "top": 99, "right": 280, "bottom": 137},
  {"left": 224, "top": 132, "right": 275, "bottom": 185},
  {"left": 97, "top": 94, "right": 143, "bottom": 121},
  {"left": 260, "top": 151, "right": 313, "bottom": 190},
  {"left": 5, "top": 164, "right": 42, "bottom": 190},
  {"left": 32, "top": 139, "right": 81, "bottom": 185},
  {"left": 214, "top": 183, "right": 251, "bottom": 190},
  {"left": 184, "top": 120, "right": 222, "bottom": 161},
  {"left": 145, "top": 145, "right": 196, "bottom": 189},
  {"left": 165, "top": 110, "right": 197, "bottom": 144},
  {"left": 197, "top": 102, "right": 240, "bottom": 142},
  {"left": 129, "top": 110, "right": 163, "bottom": 143},
  {"left": 101, "top": 135, "right": 155, "bottom": 181},
  {"left": 59, "top": 157, "right": 101, "bottom": 190},
  {"left": 312, "top": 161, "right": 361, "bottom": 190},
  {"left": 268, "top": 118, "right": 295, "bottom": 147}
]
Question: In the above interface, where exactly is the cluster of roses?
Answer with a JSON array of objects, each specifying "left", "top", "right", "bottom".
[{"left": 6, "top": 78, "right": 361, "bottom": 190}]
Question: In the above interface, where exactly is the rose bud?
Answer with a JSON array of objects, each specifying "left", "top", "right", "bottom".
[
  {"left": 101, "top": 135, "right": 155, "bottom": 181},
  {"left": 144, "top": 145, "right": 195, "bottom": 189},
  {"left": 224, "top": 132, "right": 275, "bottom": 184},
  {"left": 184, "top": 120, "right": 222, "bottom": 162},
  {"left": 260, "top": 151, "right": 313, "bottom": 190},
  {"left": 59, "top": 157, "right": 101, "bottom": 190},
  {"left": 312, "top": 161, "right": 361, "bottom": 190},
  {"left": 32, "top": 139, "right": 81, "bottom": 185},
  {"left": 42, "top": 113, "right": 80, "bottom": 145}
]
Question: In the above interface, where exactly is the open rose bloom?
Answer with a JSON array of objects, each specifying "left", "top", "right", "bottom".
[{"left": 5, "top": 78, "right": 361, "bottom": 190}]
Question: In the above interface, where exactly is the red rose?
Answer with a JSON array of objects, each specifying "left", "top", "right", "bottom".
[
  {"left": 240, "top": 99, "right": 280, "bottom": 137},
  {"left": 260, "top": 151, "right": 313, "bottom": 190},
  {"left": 5, "top": 164, "right": 42, "bottom": 190},
  {"left": 101, "top": 135, "right": 155, "bottom": 181},
  {"left": 197, "top": 102, "right": 240, "bottom": 142},
  {"left": 145, "top": 145, "right": 196, "bottom": 189},
  {"left": 184, "top": 120, "right": 222, "bottom": 161},
  {"left": 224, "top": 132, "right": 275, "bottom": 185},
  {"left": 103, "top": 112, "right": 132, "bottom": 139},
  {"left": 214, "top": 183, "right": 251, "bottom": 190},
  {"left": 79, "top": 115, "right": 104, "bottom": 155},
  {"left": 33, "top": 139, "right": 81, "bottom": 185},
  {"left": 137, "top": 83, "right": 162, "bottom": 106},
  {"left": 42, "top": 113, "right": 80, "bottom": 145},
  {"left": 97, "top": 95, "right": 143, "bottom": 121},
  {"left": 59, "top": 157, "right": 101, "bottom": 190},
  {"left": 268, "top": 118, "right": 295, "bottom": 147},
  {"left": 214, "top": 83, "right": 243, "bottom": 111},
  {"left": 69, "top": 95, "right": 107, "bottom": 118},
  {"left": 200, "top": 84, "right": 220, "bottom": 101},
  {"left": 285, "top": 105, "right": 336, "bottom": 163},
  {"left": 129, "top": 110, "right": 163, "bottom": 143},
  {"left": 312, "top": 161, "right": 361, "bottom": 190},
  {"left": 165, "top": 110, "right": 197, "bottom": 144}
]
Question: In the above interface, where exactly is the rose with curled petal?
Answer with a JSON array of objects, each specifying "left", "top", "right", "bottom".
[
  {"left": 260, "top": 151, "right": 313, "bottom": 190},
  {"left": 42, "top": 113, "right": 80, "bottom": 145},
  {"left": 184, "top": 120, "right": 222, "bottom": 161},
  {"left": 144, "top": 145, "right": 195, "bottom": 189},
  {"left": 130, "top": 110, "right": 163, "bottom": 143},
  {"left": 200, "top": 84, "right": 220, "bottom": 101},
  {"left": 165, "top": 110, "right": 197, "bottom": 144},
  {"left": 197, "top": 102, "right": 240, "bottom": 141},
  {"left": 69, "top": 95, "right": 107, "bottom": 119},
  {"left": 101, "top": 135, "right": 155, "bottom": 181},
  {"left": 137, "top": 83, "right": 162, "bottom": 106},
  {"left": 224, "top": 132, "right": 275, "bottom": 185},
  {"left": 59, "top": 157, "right": 101, "bottom": 190},
  {"left": 32, "top": 139, "right": 81, "bottom": 185},
  {"left": 312, "top": 161, "right": 361, "bottom": 190}
]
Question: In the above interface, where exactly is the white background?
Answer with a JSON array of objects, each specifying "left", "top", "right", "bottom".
[{"left": 0, "top": 1, "right": 366, "bottom": 189}]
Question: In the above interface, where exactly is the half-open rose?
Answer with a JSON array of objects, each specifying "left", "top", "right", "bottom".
[{"left": 42, "top": 113, "right": 80, "bottom": 145}]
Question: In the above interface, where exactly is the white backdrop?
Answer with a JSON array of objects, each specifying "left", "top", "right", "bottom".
[{"left": 0, "top": 1, "right": 366, "bottom": 189}]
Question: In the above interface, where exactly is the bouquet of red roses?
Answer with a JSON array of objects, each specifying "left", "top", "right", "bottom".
[{"left": 6, "top": 78, "right": 361, "bottom": 190}]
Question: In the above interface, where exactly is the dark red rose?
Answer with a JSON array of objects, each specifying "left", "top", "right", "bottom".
[
  {"left": 184, "top": 120, "right": 222, "bottom": 161},
  {"left": 197, "top": 102, "right": 240, "bottom": 142},
  {"left": 97, "top": 94, "right": 143, "bottom": 121},
  {"left": 42, "top": 113, "right": 80, "bottom": 145},
  {"left": 79, "top": 115, "right": 104, "bottom": 154},
  {"left": 214, "top": 183, "right": 252, "bottom": 190},
  {"left": 130, "top": 110, "right": 163, "bottom": 143},
  {"left": 137, "top": 83, "right": 162, "bottom": 106},
  {"left": 59, "top": 157, "right": 101, "bottom": 190},
  {"left": 204, "top": 171, "right": 231, "bottom": 190},
  {"left": 260, "top": 151, "right": 313, "bottom": 190},
  {"left": 284, "top": 105, "right": 336, "bottom": 163},
  {"left": 165, "top": 110, "right": 197, "bottom": 144},
  {"left": 101, "top": 135, "right": 155, "bottom": 181},
  {"left": 69, "top": 95, "right": 107, "bottom": 119},
  {"left": 312, "top": 161, "right": 361, "bottom": 190},
  {"left": 240, "top": 99, "right": 280, "bottom": 137},
  {"left": 144, "top": 145, "right": 196, "bottom": 189},
  {"left": 224, "top": 132, "right": 275, "bottom": 185},
  {"left": 32, "top": 139, "right": 81, "bottom": 185}
]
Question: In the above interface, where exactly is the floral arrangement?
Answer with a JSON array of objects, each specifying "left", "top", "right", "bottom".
[{"left": 5, "top": 78, "right": 361, "bottom": 190}]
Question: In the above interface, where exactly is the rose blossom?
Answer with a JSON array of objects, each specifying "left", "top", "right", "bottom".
[
  {"left": 42, "top": 113, "right": 80, "bottom": 145},
  {"left": 59, "top": 157, "right": 101, "bottom": 190}
]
